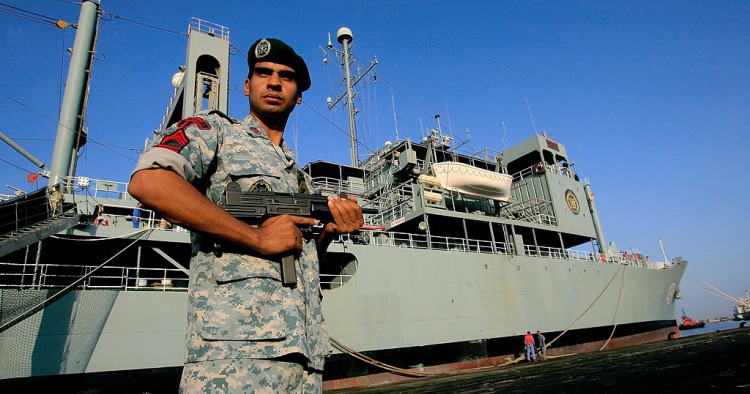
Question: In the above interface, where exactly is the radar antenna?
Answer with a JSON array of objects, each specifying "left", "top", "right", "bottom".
[{"left": 324, "top": 27, "right": 378, "bottom": 167}]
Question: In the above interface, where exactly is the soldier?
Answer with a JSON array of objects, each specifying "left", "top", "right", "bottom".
[{"left": 128, "top": 38, "right": 364, "bottom": 393}]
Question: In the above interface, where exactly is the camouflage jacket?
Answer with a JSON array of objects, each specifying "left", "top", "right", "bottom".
[{"left": 133, "top": 111, "right": 330, "bottom": 370}]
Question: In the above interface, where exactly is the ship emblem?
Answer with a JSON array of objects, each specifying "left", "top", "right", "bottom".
[
  {"left": 255, "top": 39, "right": 271, "bottom": 58},
  {"left": 248, "top": 179, "right": 272, "bottom": 192},
  {"left": 565, "top": 189, "right": 580, "bottom": 215}
]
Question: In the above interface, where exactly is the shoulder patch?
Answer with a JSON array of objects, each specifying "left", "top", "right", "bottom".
[
  {"left": 155, "top": 116, "right": 210, "bottom": 153},
  {"left": 248, "top": 179, "right": 272, "bottom": 192},
  {"left": 177, "top": 117, "right": 211, "bottom": 130},
  {"left": 155, "top": 129, "right": 190, "bottom": 153}
]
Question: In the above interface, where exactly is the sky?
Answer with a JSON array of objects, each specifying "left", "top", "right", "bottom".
[{"left": 0, "top": 0, "right": 748, "bottom": 320}]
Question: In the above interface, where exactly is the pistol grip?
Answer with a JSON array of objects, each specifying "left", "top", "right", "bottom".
[{"left": 281, "top": 255, "right": 297, "bottom": 287}]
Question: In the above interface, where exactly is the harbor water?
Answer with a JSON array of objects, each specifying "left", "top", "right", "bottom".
[{"left": 679, "top": 320, "right": 746, "bottom": 337}]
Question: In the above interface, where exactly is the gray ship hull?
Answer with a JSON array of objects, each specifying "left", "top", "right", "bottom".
[{"left": 0, "top": 242, "right": 684, "bottom": 386}]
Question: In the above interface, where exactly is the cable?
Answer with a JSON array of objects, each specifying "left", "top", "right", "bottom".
[
  {"left": 0, "top": 2, "right": 61, "bottom": 27},
  {"left": 0, "top": 157, "right": 35, "bottom": 174},
  {"left": 547, "top": 264, "right": 625, "bottom": 349},
  {"left": 599, "top": 266, "right": 627, "bottom": 350},
  {"left": 686, "top": 269, "right": 739, "bottom": 303},
  {"left": 101, "top": 9, "right": 185, "bottom": 36}
]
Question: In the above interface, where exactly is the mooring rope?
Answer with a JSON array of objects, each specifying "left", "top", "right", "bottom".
[
  {"left": 546, "top": 264, "right": 625, "bottom": 349},
  {"left": 599, "top": 265, "right": 627, "bottom": 350},
  {"left": 329, "top": 336, "right": 436, "bottom": 377},
  {"left": 329, "top": 263, "right": 629, "bottom": 377}
]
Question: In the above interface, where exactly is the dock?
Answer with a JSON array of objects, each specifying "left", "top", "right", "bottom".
[
  {"left": 327, "top": 327, "right": 750, "bottom": 393},
  {"left": 3, "top": 327, "right": 748, "bottom": 392}
]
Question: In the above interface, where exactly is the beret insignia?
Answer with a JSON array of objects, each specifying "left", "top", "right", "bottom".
[{"left": 255, "top": 38, "right": 271, "bottom": 59}]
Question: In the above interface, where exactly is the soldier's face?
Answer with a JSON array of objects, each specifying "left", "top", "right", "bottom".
[{"left": 245, "top": 62, "right": 302, "bottom": 120}]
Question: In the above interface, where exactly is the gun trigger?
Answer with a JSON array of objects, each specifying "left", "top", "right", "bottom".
[{"left": 300, "top": 226, "right": 314, "bottom": 239}]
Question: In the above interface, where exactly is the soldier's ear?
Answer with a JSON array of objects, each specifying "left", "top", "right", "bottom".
[{"left": 296, "top": 93, "right": 302, "bottom": 105}]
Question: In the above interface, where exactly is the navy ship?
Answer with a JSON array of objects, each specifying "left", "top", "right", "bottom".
[{"left": 0, "top": 2, "right": 686, "bottom": 390}]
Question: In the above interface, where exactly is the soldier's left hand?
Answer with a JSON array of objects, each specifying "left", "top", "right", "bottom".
[{"left": 324, "top": 195, "right": 364, "bottom": 235}]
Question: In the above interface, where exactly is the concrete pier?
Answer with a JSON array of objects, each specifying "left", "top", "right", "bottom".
[
  {"left": 2, "top": 326, "right": 747, "bottom": 392},
  {"left": 327, "top": 327, "right": 750, "bottom": 393}
]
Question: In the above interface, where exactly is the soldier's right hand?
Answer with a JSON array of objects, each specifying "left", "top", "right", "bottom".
[{"left": 254, "top": 215, "right": 318, "bottom": 256}]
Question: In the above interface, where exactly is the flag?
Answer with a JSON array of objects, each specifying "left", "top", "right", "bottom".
[{"left": 27, "top": 173, "right": 39, "bottom": 183}]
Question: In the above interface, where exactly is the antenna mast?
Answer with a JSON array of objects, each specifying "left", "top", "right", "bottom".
[
  {"left": 48, "top": 0, "right": 100, "bottom": 190},
  {"left": 326, "top": 27, "right": 377, "bottom": 167}
]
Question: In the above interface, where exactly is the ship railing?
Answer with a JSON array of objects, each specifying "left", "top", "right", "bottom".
[
  {"left": 0, "top": 262, "right": 188, "bottom": 291},
  {"left": 565, "top": 249, "right": 596, "bottom": 261},
  {"left": 338, "top": 230, "right": 514, "bottom": 255},
  {"left": 0, "top": 194, "right": 14, "bottom": 201},
  {"left": 512, "top": 163, "right": 575, "bottom": 182},
  {"left": 363, "top": 182, "right": 414, "bottom": 225},
  {"left": 82, "top": 202, "right": 188, "bottom": 232},
  {"left": 320, "top": 272, "right": 354, "bottom": 289},
  {"left": 525, "top": 245, "right": 568, "bottom": 259},
  {"left": 312, "top": 176, "right": 368, "bottom": 196},
  {"left": 521, "top": 247, "right": 662, "bottom": 269},
  {"left": 0, "top": 187, "right": 55, "bottom": 238},
  {"left": 512, "top": 166, "right": 536, "bottom": 182},
  {"left": 64, "top": 176, "right": 131, "bottom": 200},
  {"left": 188, "top": 18, "right": 229, "bottom": 40}
]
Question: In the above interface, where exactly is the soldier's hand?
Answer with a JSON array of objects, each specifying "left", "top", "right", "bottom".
[
  {"left": 255, "top": 215, "right": 317, "bottom": 255},
  {"left": 324, "top": 195, "right": 364, "bottom": 235}
]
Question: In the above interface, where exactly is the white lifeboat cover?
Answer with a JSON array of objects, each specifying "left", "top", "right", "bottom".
[{"left": 432, "top": 161, "right": 513, "bottom": 201}]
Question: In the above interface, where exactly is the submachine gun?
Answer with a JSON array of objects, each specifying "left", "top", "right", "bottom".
[{"left": 219, "top": 181, "right": 378, "bottom": 287}]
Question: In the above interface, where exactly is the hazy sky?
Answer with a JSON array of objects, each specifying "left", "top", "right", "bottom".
[{"left": 1, "top": 0, "right": 748, "bottom": 320}]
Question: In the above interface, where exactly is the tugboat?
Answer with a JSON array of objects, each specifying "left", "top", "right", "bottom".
[
  {"left": 733, "top": 291, "right": 750, "bottom": 321},
  {"left": 679, "top": 308, "right": 706, "bottom": 330}
]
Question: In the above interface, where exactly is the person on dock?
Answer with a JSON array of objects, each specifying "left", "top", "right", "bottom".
[
  {"left": 536, "top": 330, "right": 547, "bottom": 361},
  {"left": 128, "top": 37, "right": 364, "bottom": 393},
  {"left": 524, "top": 331, "right": 537, "bottom": 362}
]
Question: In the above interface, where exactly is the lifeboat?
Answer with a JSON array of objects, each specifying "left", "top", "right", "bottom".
[{"left": 431, "top": 161, "right": 513, "bottom": 201}]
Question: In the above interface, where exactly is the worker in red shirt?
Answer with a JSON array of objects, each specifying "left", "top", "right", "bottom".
[{"left": 524, "top": 331, "right": 536, "bottom": 362}]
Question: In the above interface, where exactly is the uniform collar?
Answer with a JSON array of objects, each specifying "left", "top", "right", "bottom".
[{"left": 241, "top": 114, "right": 297, "bottom": 165}]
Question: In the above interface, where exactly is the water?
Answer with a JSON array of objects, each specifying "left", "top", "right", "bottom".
[{"left": 679, "top": 320, "right": 746, "bottom": 337}]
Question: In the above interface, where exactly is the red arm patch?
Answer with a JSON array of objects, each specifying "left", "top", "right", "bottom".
[
  {"left": 155, "top": 129, "right": 190, "bottom": 153},
  {"left": 177, "top": 117, "right": 211, "bottom": 130},
  {"left": 154, "top": 117, "right": 211, "bottom": 153}
]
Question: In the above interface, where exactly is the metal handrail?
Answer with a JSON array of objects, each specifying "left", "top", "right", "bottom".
[{"left": 0, "top": 262, "right": 188, "bottom": 291}]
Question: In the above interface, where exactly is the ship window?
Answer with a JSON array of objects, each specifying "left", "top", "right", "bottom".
[{"left": 320, "top": 252, "right": 358, "bottom": 290}]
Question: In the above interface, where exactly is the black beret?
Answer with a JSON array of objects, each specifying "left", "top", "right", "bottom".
[{"left": 247, "top": 38, "right": 311, "bottom": 92}]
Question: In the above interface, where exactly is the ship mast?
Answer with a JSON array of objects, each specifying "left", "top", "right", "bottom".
[
  {"left": 48, "top": 0, "right": 100, "bottom": 190},
  {"left": 326, "top": 27, "right": 377, "bottom": 167}
]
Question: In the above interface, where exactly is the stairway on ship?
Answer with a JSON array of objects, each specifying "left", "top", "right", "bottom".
[{"left": 0, "top": 187, "right": 79, "bottom": 258}]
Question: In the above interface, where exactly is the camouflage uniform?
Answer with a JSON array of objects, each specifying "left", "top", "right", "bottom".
[{"left": 133, "top": 111, "right": 330, "bottom": 392}]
